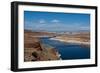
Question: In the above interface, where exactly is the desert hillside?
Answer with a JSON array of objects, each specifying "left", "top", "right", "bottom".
[{"left": 24, "top": 30, "right": 60, "bottom": 62}]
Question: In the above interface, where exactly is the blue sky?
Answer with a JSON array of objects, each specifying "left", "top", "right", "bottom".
[{"left": 24, "top": 11, "right": 90, "bottom": 32}]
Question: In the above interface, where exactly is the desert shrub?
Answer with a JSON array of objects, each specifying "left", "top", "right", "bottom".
[{"left": 32, "top": 52, "right": 38, "bottom": 58}]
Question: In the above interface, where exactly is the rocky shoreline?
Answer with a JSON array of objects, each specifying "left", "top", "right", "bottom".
[{"left": 24, "top": 30, "right": 61, "bottom": 62}]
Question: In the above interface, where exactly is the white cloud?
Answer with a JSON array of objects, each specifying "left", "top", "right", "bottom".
[
  {"left": 80, "top": 26, "right": 90, "bottom": 30},
  {"left": 25, "top": 20, "right": 90, "bottom": 32},
  {"left": 51, "top": 19, "right": 60, "bottom": 23},
  {"left": 39, "top": 19, "right": 46, "bottom": 24}
]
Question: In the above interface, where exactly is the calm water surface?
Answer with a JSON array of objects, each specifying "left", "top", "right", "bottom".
[{"left": 40, "top": 37, "right": 90, "bottom": 60}]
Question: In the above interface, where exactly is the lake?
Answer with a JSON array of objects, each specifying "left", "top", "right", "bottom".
[{"left": 40, "top": 37, "right": 90, "bottom": 60}]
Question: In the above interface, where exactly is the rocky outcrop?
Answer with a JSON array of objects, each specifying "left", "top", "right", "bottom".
[{"left": 24, "top": 30, "right": 60, "bottom": 62}]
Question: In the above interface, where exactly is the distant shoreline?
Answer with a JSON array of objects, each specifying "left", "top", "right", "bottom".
[{"left": 50, "top": 37, "right": 90, "bottom": 46}]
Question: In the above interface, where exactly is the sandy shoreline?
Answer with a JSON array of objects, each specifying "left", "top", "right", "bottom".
[{"left": 50, "top": 37, "right": 90, "bottom": 45}]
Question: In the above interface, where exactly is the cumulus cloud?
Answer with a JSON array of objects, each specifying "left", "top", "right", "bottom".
[
  {"left": 51, "top": 19, "right": 60, "bottom": 23},
  {"left": 39, "top": 19, "right": 46, "bottom": 24},
  {"left": 25, "top": 20, "right": 90, "bottom": 32}
]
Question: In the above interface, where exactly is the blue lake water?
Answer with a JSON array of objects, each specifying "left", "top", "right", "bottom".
[{"left": 40, "top": 37, "right": 90, "bottom": 60}]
